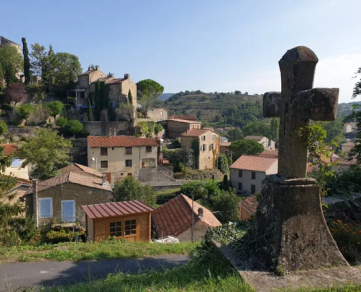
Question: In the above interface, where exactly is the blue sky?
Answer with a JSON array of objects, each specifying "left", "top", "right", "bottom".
[{"left": 2, "top": 0, "right": 361, "bottom": 102}]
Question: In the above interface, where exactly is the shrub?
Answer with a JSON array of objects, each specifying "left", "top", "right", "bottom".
[
  {"left": 66, "top": 120, "right": 83, "bottom": 135},
  {"left": 217, "top": 154, "right": 229, "bottom": 173},
  {"left": 44, "top": 230, "right": 80, "bottom": 244},
  {"left": 211, "top": 190, "right": 240, "bottom": 223},
  {"left": 44, "top": 101, "right": 64, "bottom": 118},
  {"left": 15, "top": 104, "right": 33, "bottom": 120},
  {"left": 56, "top": 117, "right": 68, "bottom": 127},
  {"left": 0, "top": 120, "right": 8, "bottom": 135},
  {"left": 1, "top": 104, "right": 13, "bottom": 111},
  {"left": 27, "top": 104, "right": 51, "bottom": 126}
]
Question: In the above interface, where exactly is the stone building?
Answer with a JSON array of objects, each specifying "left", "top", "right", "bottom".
[
  {"left": 153, "top": 194, "right": 221, "bottom": 242},
  {"left": 220, "top": 142, "right": 232, "bottom": 157},
  {"left": 244, "top": 135, "right": 276, "bottom": 150},
  {"left": 180, "top": 128, "right": 220, "bottom": 170},
  {"left": 1, "top": 144, "right": 30, "bottom": 180},
  {"left": 146, "top": 108, "right": 168, "bottom": 122},
  {"left": 0, "top": 36, "right": 23, "bottom": 80},
  {"left": 230, "top": 155, "right": 278, "bottom": 195},
  {"left": 67, "top": 66, "right": 137, "bottom": 122},
  {"left": 167, "top": 119, "right": 202, "bottom": 138}
]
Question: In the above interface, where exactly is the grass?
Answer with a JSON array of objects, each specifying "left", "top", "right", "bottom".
[{"left": 0, "top": 240, "right": 199, "bottom": 263}]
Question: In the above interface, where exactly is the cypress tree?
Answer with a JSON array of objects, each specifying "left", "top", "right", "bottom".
[
  {"left": 128, "top": 89, "right": 133, "bottom": 104},
  {"left": 4, "top": 65, "right": 16, "bottom": 85},
  {"left": 87, "top": 98, "right": 93, "bottom": 121},
  {"left": 22, "top": 37, "right": 31, "bottom": 84}
]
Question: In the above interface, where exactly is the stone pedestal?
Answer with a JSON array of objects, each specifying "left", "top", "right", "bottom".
[{"left": 246, "top": 175, "right": 348, "bottom": 272}]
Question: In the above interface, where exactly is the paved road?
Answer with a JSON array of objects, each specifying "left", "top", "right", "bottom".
[{"left": 0, "top": 255, "right": 191, "bottom": 291}]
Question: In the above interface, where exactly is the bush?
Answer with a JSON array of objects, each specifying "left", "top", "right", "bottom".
[
  {"left": 212, "top": 190, "right": 240, "bottom": 223},
  {"left": 27, "top": 104, "right": 51, "bottom": 126},
  {"left": 1, "top": 104, "right": 13, "bottom": 111},
  {"left": 66, "top": 120, "right": 83, "bottom": 135},
  {"left": 0, "top": 120, "right": 8, "bottom": 135},
  {"left": 44, "top": 101, "right": 64, "bottom": 118},
  {"left": 217, "top": 154, "right": 229, "bottom": 173},
  {"left": 56, "top": 117, "right": 68, "bottom": 127},
  {"left": 44, "top": 230, "right": 80, "bottom": 244},
  {"left": 15, "top": 104, "right": 33, "bottom": 120}
]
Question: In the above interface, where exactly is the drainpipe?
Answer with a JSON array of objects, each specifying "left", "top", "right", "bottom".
[{"left": 32, "top": 179, "right": 39, "bottom": 227}]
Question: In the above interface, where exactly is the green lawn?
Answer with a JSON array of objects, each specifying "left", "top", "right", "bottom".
[{"left": 0, "top": 240, "right": 198, "bottom": 263}]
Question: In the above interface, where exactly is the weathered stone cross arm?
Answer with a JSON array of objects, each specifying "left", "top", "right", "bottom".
[{"left": 263, "top": 88, "right": 339, "bottom": 121}]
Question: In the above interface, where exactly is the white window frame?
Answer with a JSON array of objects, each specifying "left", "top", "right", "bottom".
[
  {"left": 61, "top": 200, "right": 76, "bottom": 223},
  {"left": 38, "top": 197, "right": 53, "bottom": 218}
]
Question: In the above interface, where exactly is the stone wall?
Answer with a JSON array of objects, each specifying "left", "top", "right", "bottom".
[
  {"left": 82, "top": 121, "right": 130, "bottom": 136},
  {"left": 323, "top": 195, "right": 361, "bottom": 222},
  {"left": 135, "top": 166, "right": 175, "bottom": 183}
]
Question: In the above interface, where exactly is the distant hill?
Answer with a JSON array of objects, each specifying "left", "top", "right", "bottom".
[{"left": 160, "top": 93, "right": 175, "bottom": 101}]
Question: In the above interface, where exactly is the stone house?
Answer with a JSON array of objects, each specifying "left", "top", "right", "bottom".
[
  {"left": 87, "top": 136, "right": 158, "bottom": 184},
  {"left": 153, "top": 194, "right": 221, "bottom": 242},
  {"left": 344, "top": 122, "right": 357, "bottom": 134},
  {"left": 167, "top": 119, "right": 202, "bottom": 138},
  {"left": 180, "top": 129, "right": 220, "bottom": 170},
  {"left": 146, "top": 108, "right": 168, "bottom": 122},
  {"left": 230, "top": 155, "right": 278, "bottom": 195},
  {"left": 244, "top": 135, "right": 276, "bottom": 150},
  {"left": 22, "top": 164, "right": 112, "bottom": 227},
  {"left": 82, "top": 200, "right": 154, "bottom": 242},
  {"left": 67, "top": 66, "right": 137, "bottom": 122},
  {"left": 341, "top": 142, "right": 355, "bottom": 154},
  {"left": 0, "top": 37, "right": 23, "bottom": 81},
  {"left": 3, "top": 177, "right": 31, "bottom": 205},
  {"left": 220, "top": 142, "right": 232, "bottom": 157},
  {"left": 1, "top": 144, "right": 30, "bottom": 180}
]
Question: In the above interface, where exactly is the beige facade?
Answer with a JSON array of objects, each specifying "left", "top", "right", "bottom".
[
  {"left": 244, "top": 136, "right": 276, "bottom": 149},
  {"left": 147, "top": 108, "right": 168, "bottom": 122},
  {"left": 181, "top": 129, "right": 220, "bottom": 170},
  {"left": 87, "top": 143, "right": 158, "bottom": 184},
  {"left": 3, "top": 160, "right": 30, "bottom": 180},
  {"left": 167, "top": 119, "right": 202, "bottom": 138},
  {"left": 341, "top": 142, "right": 355, "bottom": 154},
  {"left": 220, "top": 142, "right": 231, "bottom": 157}
]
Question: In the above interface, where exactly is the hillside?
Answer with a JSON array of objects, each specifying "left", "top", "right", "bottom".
[{"left": 160, "top": 93, "right": 175, "bottom": 101}]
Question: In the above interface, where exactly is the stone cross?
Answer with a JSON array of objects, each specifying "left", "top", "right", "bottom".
[{"left": 263, "top": 46, "right": 339, "bottom": 178}]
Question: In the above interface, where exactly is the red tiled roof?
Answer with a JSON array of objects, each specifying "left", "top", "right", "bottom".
[
  {"left": 0, "top": 144, "right": 17, "bottom": 156},
  {"left": 153, "top": 194, "right": 221, "bottom": 237},
  {"left": 60, "top": 163, "right": 103, "bottom": 178},
  {"left": 87, "top": 136, "right": 158, "bottom": 148},
  {"left": 230, "top": 155, "right": 277, "bottom": 172},
  {"left": 168, "top": 119, "right": 202, "bottom": 124},
  {"left": 82, "top": 200, "right": 154, "bottom": 219},
  {"left": 244, "top": 136, "right": 265, "bottom": 141},
  {"left": 240, "top": 195, "right": 258, "bottom": 214},
  {"left": 259, "top": 150, "right": 278, "bottom": 158},
  {"left": 180, "top": 129, "right": 218, "bottom": 137},
  {"left": 169, "top": 115, "right": 197, "bottom": 121}
]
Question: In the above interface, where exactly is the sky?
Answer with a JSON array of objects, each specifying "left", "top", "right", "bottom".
[{"left": 2, "top": 0, "right": 361, "bottom": 103}]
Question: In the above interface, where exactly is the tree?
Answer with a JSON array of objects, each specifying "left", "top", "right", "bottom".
[
  {"left": 87, "top": 98, "right": 93, "bottom": 121},
  {"left": 226, "top": 128, "right": 243, "bottom": 141},
  {"left": 0, "top": 121, "right": 8, "bottom": 135},
  {"left": 217, "top": 154, "right": 229, "bottom": 173},
  {"left": 136, "top": 79, "right": 164, "bottom": 114},
  {"left": 26, "top": 83, "right": 46, "bottom": 103},
  {"left": 212, "top": 190, "right": 240, "bottom": 223},
  {"left": 41, "top": 45, "right": 57, "bottom": 94},
  {"left": 128, "top": 89, "right": 133, "bottom": 104},
  {"left": 66, "top": 120, "right": 83, "bottom": 135},
  {"left": 16, "top": 128, "right": 72, "bottom": 179},
  {"left": 22, "top": 37, "right": 31, "bottom": 84},
  {"left": 242, "top": 121, "right": 271, "bottom": 138},
  {"left": 5, "top": 83, "right": 28, "bottom": 105},
  {"left": 270, "top": 118, "right": 279, "bottom": 143},
  {"left": 15, "top": 104, "right": 33, "bottom": 121},
  {"left": 0, "top": 62, "right": 4, "bottom": 91},
  {"left": 45, "top": 101, "right": 64, "bottom": 119},
  {"left": 349, "top": 68, "right": 361, "bottom": 164},
  {"left": 113, "top": 176, "right": 156, "bottom": 206},
  {"left": 56, "top": 117, "right": 68, "bottom": 127},
  {"left": 229, "top": 139, "right": 264, "bottom": 160},
  {"left": 0, "top": 45, "right": 23, "bottom": 85},
  {"left": 318, "top": 119, "right": 345, "bottom": 143},
  {"left": 30, "top": 43, "right": 47, "bottom": 77},
  {"left": 196, "top": 110, "right": 202, "bottom": 120}
]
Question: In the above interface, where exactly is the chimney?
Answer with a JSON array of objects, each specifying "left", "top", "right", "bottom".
[
  {"left": 32, "top": 179, "right": 39, "bottom": 227},
  {"left": 124, "top": 73, "right": 130, "bottom": 79},
  {"left": 102, "top": 176, "right": 107, "bottom": 187},
  {"left": 198, "top": 207, "right": 204, "bottom": 219},
  {"left": 88, "top": 66, "right": 92, "bottom": 71},
  {"left": 95, "top": 65, "right": 99, "bottom": 71}
]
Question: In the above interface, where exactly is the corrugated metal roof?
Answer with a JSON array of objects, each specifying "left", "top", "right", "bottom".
[{"left": 82, "top": 200, "right": 154, "bottom": 219}]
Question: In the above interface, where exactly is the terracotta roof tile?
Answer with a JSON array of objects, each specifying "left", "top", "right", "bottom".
[
  {"left": 82, "top": 200, "right": 154, "bottom": 219},
  {"left": 244, "top": 136, "right": 265, "bottom": 141},
  {"left": 240, "top": 195, "right": 258, "bottom": 214},
  {"left": 259, "top": 150, "right": 278, "bottom": 158},
  {"left": 230, "top": 155, "right": 278, "bottom": 172},
  {"left": 87, "top": 136, "right": 158, "bottom": 148},
  {"left": 60, "top": 163, "right": 103, "bottom": 178},
  {"left": 0, "top": 144, "right": 17, "bottom": 156},
  {"left": 153, "top": 194, "right": 221, "bottom": 237}
]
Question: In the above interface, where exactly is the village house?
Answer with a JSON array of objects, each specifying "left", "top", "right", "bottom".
[
  {"left": 331, "top": 157, "right": 357, "bottom": 172},
  {"left": 1, "top": 144, "right": 30, "bottom": 180},
  {"left": 153, "top": 194, "right": 221, "bottom": 242},
  {"left": 230, "top": 155, "right": 278, "bottom": 195},
  {"left": 87, "top": 136, "right": 158, "bottom": 184},
  {"left": 168, "top": 114, "right": 197, "bottom": 121},
  {"left": 239, "top": 195, "right": 258, "bottom": 221},
  {"left": 82, "top": 200, "right": 154, "bottom": 242},
  {"left": 146, "top": 108, "right": 168, "bottom": 122},
  {"left": 2, "top": 176, "right": 31, "bottom": 205},
  {"left": 244, "top": 135, "right": 276, "bottom": 150},
  {"left": 180, "top": 128, "right": 220, "bottom": 170},
  {"left": 167, "top": 119, "right": 202, "bottom": 138},
  {"left": 341, "top": 141, "right": 355, "bottom": 154},
  {"left": 22, "top": 164, "right": 112, "bottom": 227},
  {"left": 0, "top": 37, "right": 23, "bottom": 81},
  {"left": 67, "top": 66, "right": 137, "bottom": 122},
  {"left": 220, "top": 142, "right": 232, "bottom": 157}
]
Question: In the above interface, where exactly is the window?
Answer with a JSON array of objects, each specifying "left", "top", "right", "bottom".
[
  {"left": 238, "top": 182, "right": 243, "bottom": 191},
  {"left": 125, "top": 219, "right": 137, "bottom": 236},
  {"left": 146, "top": 146, "right": 152, "bottom": 153},
  {"left": 202, "top": 135, "right": 206, "bottom": 141},
  {"left": 160, "top": 111, "right": 163, "bottom": 116},
  {"left": 125, "top": 147, "right": 132, "bottom": 155},
  {"left": 126, "top": 160, "right": 132, "bottom": 167},
  {"left": 39, "top": 198, "right": 53, "bottom": 218},
  {"left": 61, "top": 200, "right": 75, "bottom": 223},
  {"left": 11, "top": 158, "right": 22, "bottom": 168},
  {"left": 109, "top": 221, "right": 122, "bottom": 237},
  {"left": 251, "top": 172, "right": 256, "bottom": 180},
  {"left": 100, "top": 148, "right": 108, "bottom": 156},
  {"left": 101, "top": 161, "right": 108, "bottom": 168},
  {"left": 238, "top": 170, "right": 243, "bottom": 178},
  {"left": 251, "top": 185, "right": 256, "bottom": 194},
  {"left": 201, "top": 144, "right": 206, "bottom": 151},
  {"left": 127, "top": 173, "right": 132, "bottom": 177}
]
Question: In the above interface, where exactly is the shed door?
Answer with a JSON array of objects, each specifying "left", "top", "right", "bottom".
[{"left": 61, "top": 200, "right": 76, "bottom": 223}]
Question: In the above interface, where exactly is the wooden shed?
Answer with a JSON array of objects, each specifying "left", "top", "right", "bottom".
[{"left": 82, "top": 200, "right": 154, "bottom": 242}]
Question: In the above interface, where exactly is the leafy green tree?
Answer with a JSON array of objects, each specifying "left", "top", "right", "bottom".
[
  {"left": 217, "top": 154, "right": 229, "bottom": 173},
  {"left": 128, "top": 89, "right": 133, "bottom": 104},
  {"left": 15, "top": 104, "right": 33, "bottom": 121},
  {"left": 317, "top": 119, "right": 345, "bottom": 143},
  {"left": 0, "top": 62, "right": 4, "bottom": 91},
  {"left": 0, "top": 121, "right": 8, "bottom": 135},
  {"left": 45, "top": 101, "right": 64, "bottom": 119},
  {"left": 16, "top": 128, "right": 72, "bottom": 179},
  {"left": 191, "top": 139, "right": 200, "bottom": 168},
  {"left": 0, "top": 45, "right": 23, "bottom": 85},
  {"left": 196, "top": 110, "right": 202, "bottom": 120},
  {"left": 30, "top": 43, "right": 47, "bottom": 77},
  {"left": 113, "top": 176, "right": 156, "bottom": 206},
  {"left": 26, "top": 83, "right": 46, "bottom": 103},
  {"left": 87, "top": 98, "right": 93, "bottom": 121},
  {"left": 66, "top": 120, "right": 83, "bottom": 135},
  {"left": 41, "top": 45, "right": 58, "bottom": 94},
  {"left": 136, "top": 79, "right": 164, "bottom": 114},
  {"left": 226, "top": 128, "right": 243, "bottom": 141},
  {"left": 22, "top": 37, "right": 31, "bottom": 84},
  {"left": 5, "top": 83, "right": 28, "bottom": 105},
  {"left": 212, "top": 190, "right": 240, "bottom": 223},
  {"left": 270, "top": 118, "right": 279, "bottom": 142},
  {"left": 229, "top": 139, "right": 264, "bottom": 160},
  {"left": 242, "top": 121, "right": 271, "bottom": 138}
]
